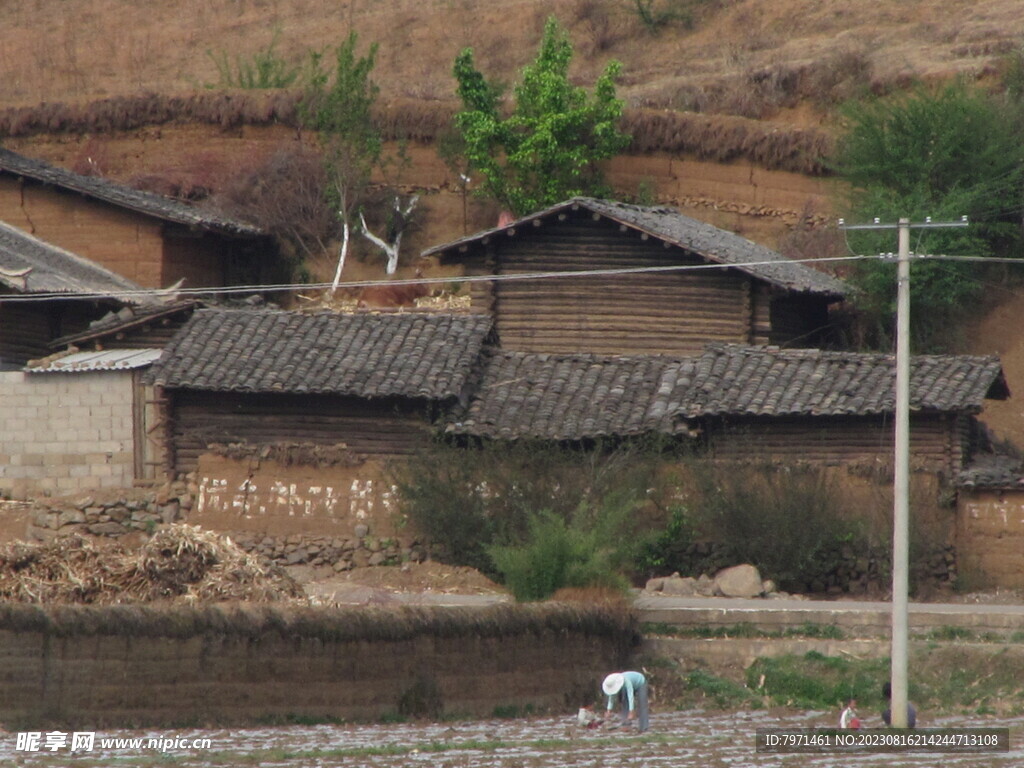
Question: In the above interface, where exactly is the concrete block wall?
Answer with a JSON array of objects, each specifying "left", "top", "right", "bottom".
[{"left": 0, "top": 370, "right": 136, "bottom": 498}]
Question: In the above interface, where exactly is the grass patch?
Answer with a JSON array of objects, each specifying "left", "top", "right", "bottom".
[
  {"left": 748, "top": 651, "right": 889, "bottom": 710},
  {"left": 923, "top": 625, "right": 976, "bottom": 642},
  {"left": 685, "top": 669, "right": 761, "bottom": 709}
]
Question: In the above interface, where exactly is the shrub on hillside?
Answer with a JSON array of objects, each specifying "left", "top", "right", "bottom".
[{"left": 832, "top": 80, "right": 1024, "bottom": 352}]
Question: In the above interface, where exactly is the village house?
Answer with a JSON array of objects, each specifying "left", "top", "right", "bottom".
[
  {"left": 142, "top": 308, "right": 494, "bottom": 536},
  {"left": 423, "top": 197, "right": 847, "bottom": 356},
  {"left": 0, "top": 148, "right": 280, "bottom": 291},
  {"left": 448, "top": 343, "right": 1007, "bottom": 477},
  {"left": 0, "top": 220, "right": 179, "bottom": 497}
]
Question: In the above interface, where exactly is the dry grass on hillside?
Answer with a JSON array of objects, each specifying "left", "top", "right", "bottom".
[{"left": 2, "top": 0, "right": 1023, "bottom": 127}]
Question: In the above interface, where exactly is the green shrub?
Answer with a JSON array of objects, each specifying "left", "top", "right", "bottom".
[
  {"left": 832, "top": 80, "right": 1024, "bottom": 351},
  {"left": 747, "top": 652, "right": 889, "bottom": 710},
  {"left": 634, "top": 505, "right": 696, "bottom": 576},
  {"left": 391, "top": 438, "right": 672, "bottom": 578},
  {"left": 685, "top": 669, "right": 759, "bottom": 708},
  {"left": 207, "top": 31, "right": 301, "bottom": 90},
  {"left": 488, "top": 509, "right": 630, "bottom": 601}
]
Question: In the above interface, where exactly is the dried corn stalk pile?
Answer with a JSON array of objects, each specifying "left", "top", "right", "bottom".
[{"left": 0, "top": 525, "right": 305, "bottom": 604}]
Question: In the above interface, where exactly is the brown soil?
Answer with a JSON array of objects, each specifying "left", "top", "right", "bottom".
[
  {"left": 297, "top": 561, "right": 509, "bottom": 606},
  {"left": 328, "top": 560, "right": 506, "bottom": 594}
]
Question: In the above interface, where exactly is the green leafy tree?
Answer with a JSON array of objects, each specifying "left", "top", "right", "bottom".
[
  {"left": 300, "top": 32, "right": 382, "bottom": 286},
  {"left": 453, "top": 16, "right": 630, "bottom": 216},
  {"left": 833, "top": 81, "right": 1024, "bottom": 350}
]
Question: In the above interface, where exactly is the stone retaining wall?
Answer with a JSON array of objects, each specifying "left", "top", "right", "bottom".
[
  {"left": 0, "top": 603, "right": 635, "bottom": 728},
  {"left": 21, "top": 481, "right": 423, "bottom": 572}
]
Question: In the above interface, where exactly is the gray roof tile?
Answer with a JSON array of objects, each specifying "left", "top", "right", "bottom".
[
  {"left": 447, "top": 351, "right": 696, "bottom": 440},
  {"left": 0, "top": 221, "right": 142, "bottom": 298},
  {"left": 424, "top": 197, "right": 847, "bottom": 297},
  {"left": 0, "top": 148, "right": 262, "bottom": 237},
  {"left": 684, "top": 344, "right": 1008, "bottom": 417},
  {"left": 145, "top": 309, "right": 494, "bottom": 400},
  {"left": 449, "top": 344, "right": 1008, "bottom": 440}
]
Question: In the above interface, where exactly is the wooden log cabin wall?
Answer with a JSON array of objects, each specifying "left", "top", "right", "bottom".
[
  {"left": 428, "top": 198, "right": 844, "bottom": 357},
  {"left": 704, "top": 413, "right": 970, "bottom": 478},
  {"left": 165, "top": 391, "right": 434, "bottom": 476},
  {"left": 480, "top": 217, "right": 753, "bottom": 356}
]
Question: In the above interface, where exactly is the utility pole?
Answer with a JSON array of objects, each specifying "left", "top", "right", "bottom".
[{"left": 839, "top": 215, "right": 967, "bottom": 728}]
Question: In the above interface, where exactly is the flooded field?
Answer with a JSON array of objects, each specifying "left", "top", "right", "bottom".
[{"left": 5, "top": 709, "right": 1022, "bottom": 767}]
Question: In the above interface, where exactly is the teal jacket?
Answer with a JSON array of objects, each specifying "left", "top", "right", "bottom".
[{"left": 607, "top": 671, "right": 646, "bottom": 712}]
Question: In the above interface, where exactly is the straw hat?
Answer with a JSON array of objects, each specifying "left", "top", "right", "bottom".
[{"left": 602, "top": 673, "right": 625, "bottom": 696}]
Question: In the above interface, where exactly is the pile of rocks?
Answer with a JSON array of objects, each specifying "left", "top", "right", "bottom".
[
  {"left": 229, "top": 525, "right": 427, "bottom": 572},
  {"left": 644, "top": 564, "right": 800, "bottom": 600}
]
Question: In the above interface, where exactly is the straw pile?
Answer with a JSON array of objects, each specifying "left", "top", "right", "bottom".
[{"left": 0, "top": 525, "right": 305, "bottom": 604}]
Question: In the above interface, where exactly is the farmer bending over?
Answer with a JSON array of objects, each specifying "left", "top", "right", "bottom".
[{"left": 602, "top": 671, "right": 649, "bottom": 733}]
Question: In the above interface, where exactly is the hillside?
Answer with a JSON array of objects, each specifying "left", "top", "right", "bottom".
[{"left": 2, "top": 0, "right": 1021, "bottom": 116}]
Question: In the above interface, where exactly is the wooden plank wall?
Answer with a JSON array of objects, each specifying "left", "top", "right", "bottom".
[
  {"left": 706, "top": 414, "right": 959, "bottom": 475},
  {"left": 0, "top": 303, "right": 50, "bottom": 365},
  {"left": 168, "top": 391, "right": 433, "bottom": 475},
  {"left": 473, "top": 219, "right": 753, "bottom": 356},
  {"left": 0, "top": 300, "right": 107, "bottom": 365}
]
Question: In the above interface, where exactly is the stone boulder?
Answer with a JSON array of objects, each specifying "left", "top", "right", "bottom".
[
  {"left": 714, "top": 564, "right": 764, "bottom": 598},
  {"left": 661, "top": 574, "right": 699, "bottom": 596}
]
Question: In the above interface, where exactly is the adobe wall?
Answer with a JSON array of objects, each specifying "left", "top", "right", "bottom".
[
  {"left": 0, "top": 176, "right": 166, "bottom": 287},
  {"left": 0, "top": 603, "right": 636, "bottom": 728},
  {"left": 0, "top": 370, "right": 137, "bottom": 499},
  {"left": 957, "top": 490, "right": 1024, "bottom": 588},
  {"left": 191, "top": 453, "right": 401, "bottom": 540}
]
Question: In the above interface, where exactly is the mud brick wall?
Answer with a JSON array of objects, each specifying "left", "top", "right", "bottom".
[
  {"left": 0, "top": 603, "right": 636, "bottom": 728},
  {"left": 958, "top": 490, "right": 1024, "bottom": 588},
  {"left": 0, "top": 370, "right": 137, "bottom": 499}
]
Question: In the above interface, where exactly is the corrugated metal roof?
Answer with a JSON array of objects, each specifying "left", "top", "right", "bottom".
[{"left": 27, "top": 348, "right": 163, "bottom": 373}]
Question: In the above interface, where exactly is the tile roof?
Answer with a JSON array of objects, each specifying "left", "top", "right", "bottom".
[
  {"left": 0, "top": 221, "right": 142, "bottom": 299},
  {"left": 957, "top": 454, "right": 1024, "bottom": 489},
  {"left": 448, "top": 344, "right": 1008, "bottom": 440},
  {"left": 51, "top": 300, "right": 199, "bottom": 348},
  {"left": 0, "top": 148, "right": 263, "bottom": 237},
  {"left": 423, "top": 197, "right": 847, "bottom": 297},
  {"left": 446, "top": 351, "right": 697, "bottom": 440},
  {"left": 684, "top": 344, "right": 1009, "bottom": 417},
  {"left": 145, "top": 309, "right": 494, "bottom": 400}
]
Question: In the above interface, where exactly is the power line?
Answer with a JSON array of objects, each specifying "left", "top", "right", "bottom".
[{"left": 0, "top": 254, "right": 867, "bottom": 304}]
